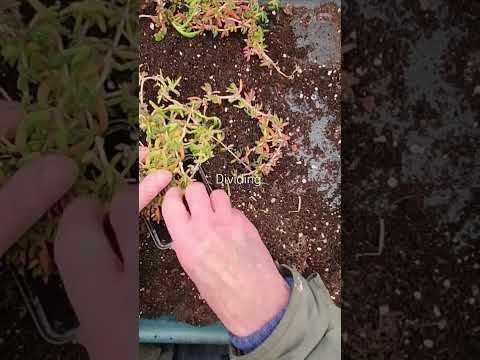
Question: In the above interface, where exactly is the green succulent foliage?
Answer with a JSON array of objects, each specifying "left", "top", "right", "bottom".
[
  {"left": 139, "top": 71, "right": 289, "bottom": 222},
  {"left": 0, "top": 0, "right": 139, "bottom": 278},
  {"left": 143, "top": 0, "right": 297, "bottom": 78},
  {"left": 139, "top": 72, "right": 224, "bottom": 222},
  {"left": 267, "top": 0, "right": 280, "bottom": 11}
]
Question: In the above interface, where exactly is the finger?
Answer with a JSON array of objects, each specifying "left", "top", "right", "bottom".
[
  {"left": 55, "top": 198, "right": 121, "bottom": 331},
  {"left": 0, "top": 155, "right": 78, "bottom": 255},
  {"left": 55, "top": 197, "right": 121, "bottom": 281},
  {"left": 139, "top": 146, "right": 148, "bottom": 163},
  {"left": 210, "top": 189, "right": 232, "bottom": 217},
  {"left": 109, "top": 185, "right": 138, "bottom": 271},
  {"left": 233, "top": 208, "right": 262, "bottom": 242},
  {"left": 139, "top": 170, "right": 172, "bottom": 211},
  {"left": 0, "top": 100, "right": 22, "bottom": 139},
  {"left": 162, "top": 187, "right": 190, "bottom": 232},
  {"left": 55, "top": 197, "right": 125, "bottom": 348},
  {"left": 185, "top": 182, "right": 213, "bottom": 218}
]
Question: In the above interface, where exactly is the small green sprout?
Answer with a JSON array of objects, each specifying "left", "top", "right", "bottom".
[{"left": 267, "top": 0, "right": 280, "bottom": 12}]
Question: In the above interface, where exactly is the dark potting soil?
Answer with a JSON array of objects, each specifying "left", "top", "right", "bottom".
[
  {"left": 342, "top": 1, "right": 480, "bottom": 358},
  {"left": 140, "top": 5, "right": 341, "bottom": 324}
]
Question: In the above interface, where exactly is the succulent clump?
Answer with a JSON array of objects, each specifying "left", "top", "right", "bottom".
[{"left": 139, "top": 71, "right": 289, "bottom": 222}]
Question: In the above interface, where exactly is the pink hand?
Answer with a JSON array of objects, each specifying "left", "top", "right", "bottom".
[
  {"left": 162, "top": 182, "right": 290, "bottom": 336},
  {"left": 55, "top": 188, "right": 138, "bottom": 360},
  {"left": 54, "top": 147, "right": 172, "bottom": 359}
]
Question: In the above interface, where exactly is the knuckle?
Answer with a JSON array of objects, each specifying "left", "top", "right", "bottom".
[{"left": 164, "top": 187, "right": 181, "bottom": 201}]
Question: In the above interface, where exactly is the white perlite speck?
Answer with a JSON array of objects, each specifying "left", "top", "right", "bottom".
[
  {"left": 473, "top": 85, "right": 480, "bottom": 95},
  {"left": 472, "top": 285, "right": 479, "bottom": 296},
  {"left": 423, "top": 339, "right": 434, "bottom": 348},
  {"left": 410, "top": 144, "right": 424, "bottom": 154},
  {"left": 387, "top": 177, "right": 398, "bottom": 188},
  {"left": 379, "top": 305, "right": 389, "bottom": 315}
]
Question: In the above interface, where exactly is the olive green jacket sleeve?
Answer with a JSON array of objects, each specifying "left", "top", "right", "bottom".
[{"left": 230, "top": 266, "right": 341, "bottom": 360}]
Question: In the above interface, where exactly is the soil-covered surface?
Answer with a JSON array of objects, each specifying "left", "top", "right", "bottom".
[
  {"left": 342, "top": 1, "right": 480, "bottom": 358},
  {"left": 140, "top": 4, "right": 341, "bottom": 324}
]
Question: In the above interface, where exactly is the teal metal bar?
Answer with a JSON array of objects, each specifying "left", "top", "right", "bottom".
[{"left": 139, "top": 317, "right": 229, "bottom": 344}]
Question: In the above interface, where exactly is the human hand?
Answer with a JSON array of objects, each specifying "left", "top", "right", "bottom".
[
  {"left": 162, "top": 182, "right": 290, "bottom": 337},
  {"left": 54, "top": 146, "right": 171, "bottom": 360},
  {"left": 55, "top": 188, "right": 138, "bottom": 360},
  {"left": 0, "top": 100, "right": 78, "bottom": 256}
]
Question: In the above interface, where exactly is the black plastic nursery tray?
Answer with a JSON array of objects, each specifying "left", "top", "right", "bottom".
[{"left": 8, "top": 264, "right": 79, "bottom": 344}]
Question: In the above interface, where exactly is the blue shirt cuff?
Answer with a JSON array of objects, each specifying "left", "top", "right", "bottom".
[{"left": 230, "top": 277, "right": 294, "bottom": 353}]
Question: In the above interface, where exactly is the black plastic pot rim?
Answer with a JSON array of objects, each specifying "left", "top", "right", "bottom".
[{"left": 9, "top": 268, "right": 78, "bottom": 345}]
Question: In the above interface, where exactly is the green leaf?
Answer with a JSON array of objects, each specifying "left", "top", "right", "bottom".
[
  {"left": 227, "top": 83, "right": 239, "bottom": 94},
  {"left": 201, "top": 83, "right": 212, "bottom": 95},
  {"left": 267, "top": 0, "right": 280, "bottom": 11},
  {"left": 171, "top": 21, "right": 200, "bottom": 38},
  {"left": 154, "top": 31, "right": 166, "bottom": 42}
]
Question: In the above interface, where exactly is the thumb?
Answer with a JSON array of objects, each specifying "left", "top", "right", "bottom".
[
  {"left": 139, "top": 170, "right": 172, "bottom": 211},
  {"left": 0, "top": 155, "right": 78, "bottom": 255}
]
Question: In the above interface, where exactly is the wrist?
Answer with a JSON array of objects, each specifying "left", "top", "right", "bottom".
[
  {"left": 230, "top": 276, "right": 294, "bottom": 353},
  {"left": 227, "top": 275, "right": 290, "bottom": 337}
]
